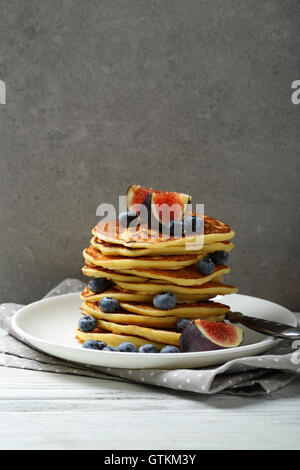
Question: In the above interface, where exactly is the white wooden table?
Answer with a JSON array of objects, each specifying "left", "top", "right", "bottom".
[{"left": 1, "top": 315, "right": 300, "bottom": 450}]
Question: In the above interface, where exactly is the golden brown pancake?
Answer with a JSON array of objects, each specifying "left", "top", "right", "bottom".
[
  {"left": 82, "top": 300, "right": 225, "bottom": 324},
  {"left": 82, "top": 301, "right": 179, "bottom": 328},
  {"left": 120, "top": 301, "right": 229, "bottom": 318},
  {"left": 93, "top": 213, "right": 234, "bottom": 249},
  {"left": 75, "top": 329, "right": 165, "bottom": 350},
  {"left": 114, "top": 264, "right": 230, "bottom": 286},
  {"left": 91, "top": 236, "right": 234, "bottom": 258},
  {"left": 114, "top": 280, "right": 238, "bottom": 296},
  {"left": 80, "top": 286, "right": 154, "bottom": 303},
  {"left": 81, "top": 265, "right": 145, "bottom": 282},
  {"left": 83, "top": 246, "right": 200, "bottom": 269},
  {"left": 80, "top": 286, "right": 214, "bottom": 302},
  {"left": 89, "top": 319, "right": 181, "bottom": 346}
]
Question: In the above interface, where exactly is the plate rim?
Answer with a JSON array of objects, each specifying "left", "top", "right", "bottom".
[{"left": 11, "top": 292, "right": 297, "bottom": 359}]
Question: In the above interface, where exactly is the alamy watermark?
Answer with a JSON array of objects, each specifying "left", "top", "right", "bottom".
[
  {"left": 0, "top": 80, "right": 6, "bottom": 104},
  {"left": 291, "top": 80, "right": 300, "bottom": 105}
]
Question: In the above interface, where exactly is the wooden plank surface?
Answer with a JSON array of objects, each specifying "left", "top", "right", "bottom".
[{"left": 0, "top": 366, "right": 299, "bottom": 450}]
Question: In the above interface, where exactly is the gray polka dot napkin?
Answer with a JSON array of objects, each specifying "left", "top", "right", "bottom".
[{"left": 0, "top": 279, "right": 299, "bottom": 395}]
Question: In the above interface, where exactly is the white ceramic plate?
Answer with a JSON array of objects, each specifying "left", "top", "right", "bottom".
[{"left": 12, "top": 293, "right": 296, "bottom": 369}]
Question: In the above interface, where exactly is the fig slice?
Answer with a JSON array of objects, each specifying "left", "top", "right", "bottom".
[
  {"left": 150, "top": 191, "right": 191, "bottom": 225},
  {"left": 180, "top": 319, "right": 244, "bottom": 352},
  {"left": 126, "top": 184, "right": 152, "bottom": 211},
  {"left": 127, "top": 184, "right": 191, "bottom": 226}
]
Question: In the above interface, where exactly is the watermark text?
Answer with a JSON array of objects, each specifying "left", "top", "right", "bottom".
[
  {"left": 291, "top": 80, "right": 300, "bottom": 105},
  {"left": 0, "top": 80, "right": 5, "bottom": 104}
]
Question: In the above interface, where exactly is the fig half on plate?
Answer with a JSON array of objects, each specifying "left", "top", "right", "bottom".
[{"left": 180, "top": 319, "right": 244, "bottom": 352}]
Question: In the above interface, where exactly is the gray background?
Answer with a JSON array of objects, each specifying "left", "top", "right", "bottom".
[{"left": 0, "top": 0, "right": 299, "bottom": 310}]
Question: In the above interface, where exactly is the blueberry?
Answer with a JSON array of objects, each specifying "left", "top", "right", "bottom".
[
  {"left": 139, "top": 344, "right": 158, "bottom": 353},
  {"left": 118, "top": 211, "right": 138, "bottom": 228},
  {"left": 118, "top": 342, "right": 138, "bottom": 352},
  {"left": 99, "top": 297, "right": 119, "bottom": 313},
  {"left": 210, "top": 250, "right": 229, "bottom": 265},
  {"left": 88, "top": 277, "right": 112, "bottom": 294},
  {"left": 196, "top": 257, "right": 215, "bottom": 276},
  {"left": 82, "top": 340, "right": 103, "bottom": 350},
  {"left": 103, "top": 346, "right": 118, "bottom": 351},
  {"left": 168, "top": 220, "right": 184, "bottom": 237},
  {"left": 160, "top": 345, "right": 180, "bottom": 353},
  {"left": 153, "top": 292, "right": 177, "bottom": 310},
  {"left": 183, "top": 216, "right": 204, "bottom": 235},
  {"left": 176, "top": 318, "right": 191, "bottom": 332},
  {"left": 78, "top": 315, "right": 98, "bottom": 332},
  {"left": 96, "top": 341, "right": 107, "bottom": 350}
]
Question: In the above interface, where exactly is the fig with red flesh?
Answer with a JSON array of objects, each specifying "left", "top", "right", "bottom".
[
  {"left": 149, "top": 191, "right": 191, "bottom": 225},
  {"left": 126, "top": 184, "right": 191, "bottom": 226},
  {"left": 180, "top": 319, "right": 244, "bottom": 352},
  {"left": 126, "top": 184, "right": 152, "bottom": 212}
]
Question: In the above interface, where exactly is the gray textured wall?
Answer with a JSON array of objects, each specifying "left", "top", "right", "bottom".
[{"left": 0, "top": 0, "right": 299, "bottom": 310}]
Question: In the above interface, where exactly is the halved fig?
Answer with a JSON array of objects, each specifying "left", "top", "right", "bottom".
[
  {"left": 150, "top": 191, "right": 191, "bottom": 225},
  {"left": 127, "top": 184, "right": 191, "bottom": 223},
  {"left": 180, "top": 319, "right": 244, "bottom": 352},
  {"left": 126, "top": 184, "right": 151, "bottom": 211}
]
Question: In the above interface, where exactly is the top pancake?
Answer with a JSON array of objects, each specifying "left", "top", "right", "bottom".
[{"left": 94, "top": 213, "right": 234, "bottom": 249}]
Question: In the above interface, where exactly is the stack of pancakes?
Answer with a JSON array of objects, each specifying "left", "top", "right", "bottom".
[
  {"left": 76, "top": 211, "right": 237, "bottom": 350},
  {"left": 76, "top": 213, "right": 237, "bottom": 351}
]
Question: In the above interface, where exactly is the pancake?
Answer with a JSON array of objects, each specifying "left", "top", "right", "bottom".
[
  {"left": 91, "top": 236, "right": 234, "bottom": 258},
  {"left": 83, "top": 246, "right": 200, "bottom": 270},
  {"left": 75, "top": 329, "right": 165, "bottom": 350},
  {"left": 120, "top": 301, "right": 229, "bottom": 318},
  {"left": 93, "top": 213, "right": 234, "bottom": 249},
  {"left": 139, "top": 274, "right": 223, "bottom": 284},
  {"left": 89, "top": 319, "right": 181, "bottom": 346},
  {"left": 80, "top": 286, "right": 213, "bottom": 302},
  {"left": 115, "top": 264, "right": 230, "bottom": 286},
  {"left": 81, "top": 265, "right": 145, "bottom": 282},
  {"left": 80, "top": 286, "right": 154, "bottom": 303},
  {"left": 114, "top": 280, "right": 238, "bottom": 296},
  {"left": 82, "top": 301, "right": 179, "bottom": 328}
]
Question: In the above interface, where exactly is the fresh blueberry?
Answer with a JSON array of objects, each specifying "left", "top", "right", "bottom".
[
  {"left": 160, "top": 345, "right": 180, "bottom": 353},
  {"left": 99, "top": 297, "right": 119, "bottom": 313},
  {"left": 153, "top": 292, "right": 177, "bottom": 310},
  {"left": 168, "top": 220, "right": 184, "bottom": 237},
  {"left": 196, "top": 257, "right": 215, "bottom": 276},
  {"left": 210, "top": 250, "right": 229, "bottom": 265},
  {"left": 118, "top": 342, "right": 138, "bottom": 352},
  {"left": 96, "top": 341, "right": 107, "bottom": 350},
  {"left": 82, "top": 340, "right": 103, "bottom": 350},
  {"left": 139, "top": 344, "right": 158, "bottom": 353},
  {"left": 88, "top": 277, "right": 112, "bottom": 294},
  {"left": 78, "top": 315, "right": 98, "bottom": 332},
  {"left": 103, "top": 346, "right": 118, "bottom": 351},
  {"left": 118, "top": 211, "right": 138, "bottom": 228},
  {"left": 183, "top": 216, "right": 204, "bottom": 235},
  {"left": 176, "top": 318, "right": 191, "bottom": 332}
]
